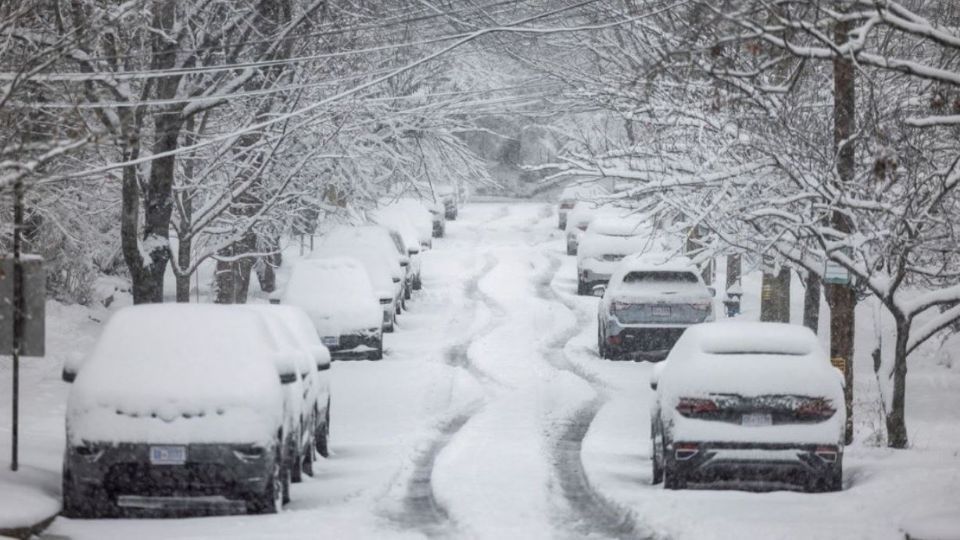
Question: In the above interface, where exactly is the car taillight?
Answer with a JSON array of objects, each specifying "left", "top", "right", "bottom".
[
  {"left": 676, "top": 397, "right": 719, "bottom": 417},
  {"left": 610, "top": 301, "right": 630, "bottom": 312},
  {"left": 577, "top": 223, "right": 588, "bottom": 231},
  {"left": 674, "top": 442, "right": 699, "bottom": 460},
  {"left": 815, "top": 445, "right": 839, "bottom": 462},
  {"left": 796, "top": 398, "right": 836, "bottom": 419},
  {"left": 607, "top": 334, "right": 622, "bottom": 346}
]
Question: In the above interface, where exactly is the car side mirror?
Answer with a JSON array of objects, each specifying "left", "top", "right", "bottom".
[
  {"left": 62, "top": 352, "right": 84, "bottom": 383},
  {"left": 649, "top": 379, "right": 657, "bottom": 391},
  {"left": 707, "top": 287, "right": 717, "bottom": 298},
  {"left": 408, "top": 248, "right": 419, "bottom": 256},
  {"left": 591, "top": 284, "right": 606, "bottom": 298},
  {"left": 62, "top": 368, "right": 77, "bottom": 383},
  {"left": 312, "top": 346, "right": 331, "bottom": 372},
  {"left": 274, "top": 353, "right": 300, "bottom": 385},
  {"left": 650, "top": 362, "right": 666, "bottom": 391}
]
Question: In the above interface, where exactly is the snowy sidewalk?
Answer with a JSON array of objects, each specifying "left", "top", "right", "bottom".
[{"left": 0, "top": 466, "right": 60, "bottom": 539}]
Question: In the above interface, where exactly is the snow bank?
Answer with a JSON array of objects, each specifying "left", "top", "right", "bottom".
[
  {"left": 67, "top": 305, "right": 285, "bottom": 445},
  {"left": 0, "top": 467, "right": 60, "bottom": 531}
]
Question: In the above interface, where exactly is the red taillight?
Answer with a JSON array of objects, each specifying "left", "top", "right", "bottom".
[
  {"left": 676, "top": 398, "right": 718, "bottom": 417},
  {"left": 815, "top": 445, "right": 839, "bottom": 462},
  {"left": 797, "top": 399, "right": 835, "bottom": 419},
  {"left": 675, "top": 442, "right": 699, "bottom": 460},
  {"left": 607, "top": 334, "right": 622, "bottom": 346}
]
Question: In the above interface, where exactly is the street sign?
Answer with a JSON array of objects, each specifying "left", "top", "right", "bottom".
[{"left": 0, "top": 255, "right": 45, "bottom": 357}]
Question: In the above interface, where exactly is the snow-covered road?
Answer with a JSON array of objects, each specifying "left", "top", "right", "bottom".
[{"left": 1, "top": 201, "right": 959, "bottom": 539}]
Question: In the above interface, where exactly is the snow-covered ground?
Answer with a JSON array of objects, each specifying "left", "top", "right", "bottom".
[{"left": 1, "top": 201, "right": 958, "bottom": 539}]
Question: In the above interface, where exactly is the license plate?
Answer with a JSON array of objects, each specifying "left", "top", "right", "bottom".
[
  {"left": 741, "top": 413, "right": 773, "bottom": 427},
  {"left": 150, "top": 446, "right": 186, "bottom": 465},
  {"left": 322, "top": 336, "right": 339, "bottom": 347},
  {"left": 651, "top": 306, "right": 671, "bottom": 317}
]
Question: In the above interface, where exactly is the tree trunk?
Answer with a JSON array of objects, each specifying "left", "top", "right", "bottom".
[
  {"left": 803, "top": 272, "right": 821, "bottom": 332},
  {"left": 760, "top": 266, "right": 791, "bottom": 323},
  {"left": 830, "top": 13, "right": 858, "bottom": 445},
  {"left": 725, "top": 254, "right": 741, "bottom": 292},
  {"left": 886, "top": 319, "right": 910, "bottom": 448}
]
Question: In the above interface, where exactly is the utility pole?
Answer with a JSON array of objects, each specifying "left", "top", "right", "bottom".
[
  {"left": 829, "top": 11, "right": 857, "bottom": 445},
  {"left": 11, "top": 177, "right": 24, "bottom": 471}
]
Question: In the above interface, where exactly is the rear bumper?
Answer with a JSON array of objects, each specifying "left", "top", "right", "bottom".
[
  {"left": 669, "top": 441, "right": 842, "bottom": 485},
  {"left": 604, "top": 324, "right": 688, "bottom": 359},
  {"left": 65, "top": 443, "right": 277, "bottom": 513},
  {"left": 328, "top": 331, "right": 381, "bottom": 358}
]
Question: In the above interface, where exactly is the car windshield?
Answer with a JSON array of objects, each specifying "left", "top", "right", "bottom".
[{"left": 622, "top": 271, "right": 698, "bottom": 284}]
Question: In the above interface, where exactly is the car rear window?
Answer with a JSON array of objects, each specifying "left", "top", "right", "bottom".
[{"left": 623, "top": 271, "right": 698, "bottom": 284}]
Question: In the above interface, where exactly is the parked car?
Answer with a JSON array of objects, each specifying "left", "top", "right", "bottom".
[
  {"left": 597, "top": 254, "right": 715, "bottom": 360},
  {"left": 281, "top": 258, "right": 384, "bottom": 360},
  {"left": 649, "top": 322, "right": 845, "bottom": 492},
  {"left": 247, "top": 305, "right": 332, "bottom": 458},
  {"left": 378, "top": 215, "right": 423, "bottom": 290},
  {"left": 557, "top": 181, "right": 609, "bottom": 230},
  {"left": 245, "top": 305, "right": 331, "bottom": 482},
  {"left": 313, "top": 244, "right": 402, "bottom": 332},
  {"left": 564, "top": 201, "right": 596, "bottom": 256},
  {"left": 395, "top": 198, "right": 436, "bottom": 250},
  {"left": 61, "top": 305, "right": 297, "bottom": 517},
  {"left": 321, "top": 225, "right": 410, "bottom": 307},
  {"left": 576, "top": 215, "right": 649, "bottom": 294},
  {"left": 427, "top": 201, "right": 446, "bottom": 238}
]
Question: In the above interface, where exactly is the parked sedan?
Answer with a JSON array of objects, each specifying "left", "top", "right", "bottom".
[
  {"left": 281, "top": 258, "right": 384, "bottom": 360},
  {"left": 61, "top": 305, "right": 296, "bottom": 517},
  {"left": 576, "top": 215, "right": 649, "bottom": 294},
  {"left": 597, "top": 255, "right": 714, "bottom": 360},
  {"left": 649, "top": 322, "right": 846, "bottom": 492},
  {"left": 313, "top": 244, "right": 402, "bottom": 332},
  {"left": 321, "top": 225, "right": 410, "bottom": 307}
]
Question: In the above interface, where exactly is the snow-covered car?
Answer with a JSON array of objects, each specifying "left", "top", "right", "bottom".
[
  {"left": 245, "top": 305, "right": 331, "bottom": 481},
  {"left": 597, "top": 255, "right": 714, "bottom": 359},
  {"left": 61, "top": 305, "right": 297, "bottom": 517},
  {"left": 394, "top": 198, "right": 436, "bottom": 250},
  {"left": 557, "top": 181, "right": 609, "bottom": 230},
  {"left": 649, "top": 322, "right": 846, "bottom": 492},
  {"left": 375, "top": 206, "right": 425, "bottom": 289},
  {"left": 281, "top": 258, "right": 384, "bottom": 360},
  {"left": 427, "top": 201, "right": 446, "bottom": 238},
  {"left": 576, "top": 215, "right": 649, "bottom": 294},
  {"left": 563, "top": 201, "right": 598, "bottom": 256},
  {"left": 313, "top": 244, "right": 402, "bottom": 332},
  {"left": 321, "top": 225, "right": 409, "bottom": 307}
]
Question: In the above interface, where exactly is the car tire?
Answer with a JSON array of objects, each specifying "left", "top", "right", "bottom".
[
  {"left": 567, "top": 244, "right": 576, "bottom": 256},
  {"left": 413, "top": 274, "right": 422, "bottom": 290},
  {"left": 663, "top": 455, "right": 687, "bottom": 490},
  {"left": 368, "top": 338, "right": 383, "bottom": 361},
  {"left": 302, "top": 443, "right": 315, "bottom": 478},
  {"left": 316, "top": 405, "right": 330, "bottom": 458},
  {"left": 385, "top": 315, "right": 395, "bottom": 333},
  {"left": 289, "top": 434, "right": 302, "bottom": 484},
  {"left": 577, "top": 280, "right": 587, "bottom": 296},
  {"left": 404, "top": 285, "right": 412, "bottom": 300},
  {"left": 249, "top": 458, "right": 284, "bottom": 514},
  {"left": 651, "top": 426, "right": 664, "bottom": 485}
]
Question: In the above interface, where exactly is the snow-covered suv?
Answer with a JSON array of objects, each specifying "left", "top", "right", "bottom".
[
  {"left": 597, "top": 255, "right": 714, "bottom": 359},
  {"left": 61, "top": 305, "right": 297, "bottom": 517},
  {"left": 649, "top": 322, "right": 845, "bottom": 492},
  {"left": 577, "top": 215, "right": 649, "bottom": 294}
]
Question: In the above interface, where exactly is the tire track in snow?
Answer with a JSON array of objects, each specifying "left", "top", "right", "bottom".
[
  {"left": 533, "top": 250, "right": 650, "bottom": 540},
  {"left": 386, "top": 206, "right": 515, "bottom": 536}
]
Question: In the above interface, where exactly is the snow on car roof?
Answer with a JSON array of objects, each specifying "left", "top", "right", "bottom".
[
  {"left": 616, "top": 253, "right": 697, "bottom": 273},
  {"left": 587, "top": 215, "right": 649, "bottom": 236},
  {"left": 323, "top": 225, "right": 401, "bottom": 261},
  {"left": 688, "top": 321, "right": 818, "bottom": 356},
  {"left": 312, "top": 245, "right": 396, "bottom": 297},
  {"left": 281, "top": 258, "right": 382, "bottom": 332}
]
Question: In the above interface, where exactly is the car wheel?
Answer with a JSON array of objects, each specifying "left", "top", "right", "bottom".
[
  {"left": 567, "top": 244, "right": 576, "bottom": 256},
  {"left": 316, "top": 404, "right": 330, "bottom": 458},
  {"left": 368, "top": 338, "right": 383, "bottom": 361},
  {"left": 249, "top": 459, "right": 284, "bottom": 514},
  {"left": 827, "top": 465, "right": 843, "bottom": 492},
  {"left": 413, "top": 274, "right": 422, "bottom": 290},
  {"left": 663, "top": 458, "right": 687, "bottom": 490},
  {"left": 289, "top": 434, "right": 302, "bottom": 484},
  {"left": 651, "top": 425, "right": 664, "bottom": 485},
  {"left": 385, "top": 316, "right": 395, "bottom": 333},
  {"left": 577, "top": 280, "right": 587, "bottom": 296},
  {"left": 302, "top": 442, "right": 315, "bottom": 478},
  {"left": 404, "top": 285, "right": 412, "bottom": 300}
]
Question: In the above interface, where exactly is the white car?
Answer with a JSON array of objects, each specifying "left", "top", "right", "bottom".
[
  {"left": 313, "top": 244, "right": 402, "bottom": 332},
  {"left": 245, "top": 305, "right": 331, "bottom": 482},
  {"left": 576, "top": 215, "right": 650, "bottom": 294},
  {"left": 597, "top": 254, "right": 714, "bottom": 360},
  {"left": 281, "top": 258, "right": 384, "bottom": 360},
  {"left": 62, "top": 305, "right": 296, "bottom": 517},
  {"left": 557, "top": 181, "right": 609, "bottom": 230},
  {"left": 322, "top": 225, "right": 410, "bottom": 305},
  {"left": 374, "top": 206, "right": 424, "bottom": 289},
  {"left": 564, "top": 201, "right": 600, "bottom": 256},
  {"left": 649, "top": 322, "right": 846, "bottom": 492}
]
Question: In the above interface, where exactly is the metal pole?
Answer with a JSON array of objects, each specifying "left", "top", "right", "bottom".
[{"left": 11, "top": 176, "right": 24, "bottom": 471}]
